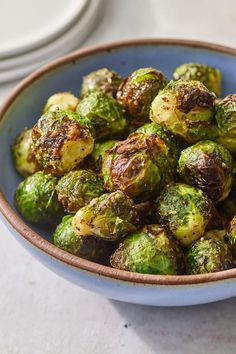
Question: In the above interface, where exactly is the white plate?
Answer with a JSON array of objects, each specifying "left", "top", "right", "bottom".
[
  {"left": 0, "top": 0, "right": 102, "bottom": 83},
  {"left": 0, "top": 0, "right": 89, "bottom": 58}
]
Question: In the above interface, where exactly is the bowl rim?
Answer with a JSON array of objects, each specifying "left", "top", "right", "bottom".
[{"left": 1, "top": 38, "right": 236, "bottom": 286}]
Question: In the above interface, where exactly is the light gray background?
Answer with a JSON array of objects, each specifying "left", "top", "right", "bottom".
[{"left": 1, "top": 1, "right": 236, "bottom": 353}]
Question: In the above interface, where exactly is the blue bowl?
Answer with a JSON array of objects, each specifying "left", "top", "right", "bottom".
[{"left": 1, "top": 39, "right": 236, "bottom": 306}]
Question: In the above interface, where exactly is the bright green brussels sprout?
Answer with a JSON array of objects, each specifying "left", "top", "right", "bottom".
[
  {"left": 72, "top": 191, "right": 139, "bottom": 241},
  {"left": 80, "top": 68, "right": 122, "bottom": 98},
  {"left": 215, "top": 94, "right": 236, "bottom": 153},
  {"left": 56, "top": 169, "right": 105, "bottom": 214},
  {"left": 224, "top": 215, "right": 236, "bottom": 259},
  {"left": 156, "top": 183, "right": 214, "bottom": 246},
  {"left": 150, "top": 80, "right": 217, "bottom": 143},
  {"left": 117, "top": 67, "right": 168, "bottom": 126},
  {"left": 15, "top": 171, "right": 63, "bottom": 225},
  {"left": 110, "top": 224, "right": 184, "bottom": 275},
  {"left": 32, "top": 109, "right": 94, "bottom": 176},
  {"left": 90, "top": 140, "right": 118, "bottom": 174},
  {"left": 178, "top": 140, "right": 233, "bottom": 203},
  {"left": 185, "top": 231, "right": 233, "bottom": 274},
  {"left": 52, "top": 215, "right": 114, "bottom": 262},
  {"left": 102, "top": 129, "right": 177, "bottom": 201},
  {"left": 173, "top": 63, "right": 221, "bottom": 96},
  {"left": 12, "top": 128, "right": 39, "bottom": 178},
  {"left": 43, "top": 92, "right": 79, "bottom": 113},
  {"left": 76, "top": 90, "right": 127, "bottom": 141}
]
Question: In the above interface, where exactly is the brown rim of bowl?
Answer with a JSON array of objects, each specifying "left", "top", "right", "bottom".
[{"left": 1, "top": 38, "right": 236, "bottom": 286}]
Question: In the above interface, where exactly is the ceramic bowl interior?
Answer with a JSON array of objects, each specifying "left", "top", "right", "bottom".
[{"left": 1, "top": 39, "right": 236, "bottom": 287}]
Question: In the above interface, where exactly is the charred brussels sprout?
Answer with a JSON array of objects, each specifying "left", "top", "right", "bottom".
[
  {"left": 225, "top": 215, "right": 236, "bottom": 259},
  {"left": 173, "top": 63, "right": 221, "bottom": 96},
  {"left": 178, "top": 140, "right": 233, "bottom": 203},
  {"left": 117, "top": 67, "right": 168, "bottom": 126},
  {"left": 56, "top": 169, "right": 105, "bottom": 214},
  {"left": 215, "top": 94, "right": 236, "bottom": 153},
  {"left": 76, "top": 90, "right": 127, "bottom": 141},
  {"left": 52, "top": 215, "right": 113, "bottom": 262},
  {"left": 137, "top": 122, "right": 179, "bottom": 174},
  {"left": 80, "top": 68, "right": 122, "bottom": 98},
  {"left": 32, "top": 109, "right": 94, "bottom": 176},
  {"left": 43, "top": 92, "right": 79, "bottom": 113},
  {"left": 102, "top": 130, "right": 177, "bottom": 201},
  {"left": 185, "top": 231, "right": 233, "bottom": 274},
  {"left": 110, "top": 225, "right": 184, "bottom": 275},
  {"left": 156, "top": 183, "right": 213, "bottom": 246},
  {"left": 15, "top": 171, "right": 63, "bottom": 224},
  {"left": 90, "top": 140, "right": 118, "bottom": 174},
  {"left": 150, "top": 80, "right": 217, "bottom": 143},
  {"left": 12, "top": 128, "right": 39, "bottom": 177},
  {"left": 72, "top": 191, "right": 139, "bottom": 241}
]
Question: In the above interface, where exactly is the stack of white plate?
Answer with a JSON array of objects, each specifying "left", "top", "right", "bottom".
[{"left": 0, "top": 0, "right": 102, "bottom": 83}]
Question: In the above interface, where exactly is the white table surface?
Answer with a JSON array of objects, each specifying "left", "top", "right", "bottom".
[{"left": 1, "top": 1, "right": 236, "bottom": 353}]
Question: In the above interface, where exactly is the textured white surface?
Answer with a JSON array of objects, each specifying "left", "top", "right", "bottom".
[{"left": 1, "top": 0, "right": 236, "bottom": 353}]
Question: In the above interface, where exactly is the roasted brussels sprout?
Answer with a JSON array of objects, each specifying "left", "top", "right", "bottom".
[
  {"left": 102, "top": 129, "right": 177, "bottom": 201},
  {"left": 117, "top": 67, "right": 168, "bottom": 126},
  {"left": 173, "top": 63, "right": 221, "bottom": 96},
  {"left": 80, "top": 68, "right": 122, "bottom": 98},
  {"left": 150, "top": 80, "right": 217, "bottom": 143},
  {"left": 215, "top": 94, "right": 236, "bottom": 153},
  {"left": 12, "top": 128, "right": 39, "bottom": 177},
  {"left": 178, "top": 140, "right": 233, "bottom": 203},
  {"left": 15, "top": 171, "right": 63, "bottom": 224},
  {"left": 72, "top": 191, "right": 139, "bottom": 241},
  {"left": 185, "top": 231, "right": 233, "bottom": 274},
  {"left": 43, "top": 92, "right": 79, "bottom": 113},
  {"left": 110, "top": 225, "right": 184, "bottom": 275},
  {"left": 52, "top": 215, "right": 113, "bottom": 262},
  {"left": 156, "top": 183, "right": 214, "bottom": 246},
  {"left": 224, "top": 215, "right": 236, "bottom": 259},
  {"left": 32, "top": 109, "right": 94, "bottom": 176},
  {"left": 76, "top": 90, "right": 127, "bottom": 140},
  {"left": 137, "top": 122, "right": 179, "bottom": 174},
  {"left": 90, "top": 140, "right": 118, "bottom": 174},
  {"left": 56, "top": 169, "right": 105, "bottom": 214}
]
